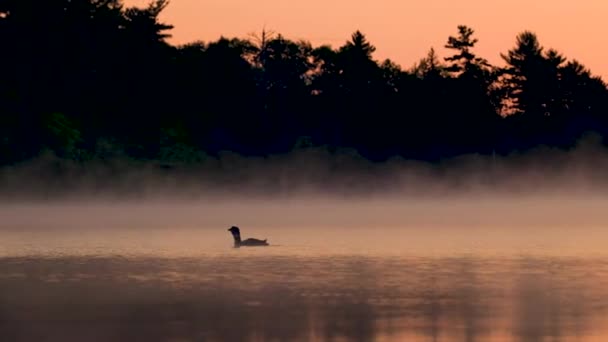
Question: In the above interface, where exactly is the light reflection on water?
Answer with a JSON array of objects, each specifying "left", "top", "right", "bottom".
[{"left": 0, "top": 227, "right": 607, "bottom": 342}]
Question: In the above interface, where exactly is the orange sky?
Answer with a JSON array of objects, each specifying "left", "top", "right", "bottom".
[{"left": 126, "top": 0, "right": 607, "bottom": 79}]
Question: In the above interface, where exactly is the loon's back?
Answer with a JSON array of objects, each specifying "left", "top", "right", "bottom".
[{"left": 240, "top": 238, "right": 269, "bottom": 246}]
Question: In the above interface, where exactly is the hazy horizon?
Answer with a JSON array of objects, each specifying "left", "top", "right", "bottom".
[
  {"left": 3, "top": 134, "right": 608, "bottom": 239},
  {"left": 2, "top": 133, "right": 608, "bottom": 202}
]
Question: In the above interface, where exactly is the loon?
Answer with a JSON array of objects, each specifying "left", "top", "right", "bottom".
[{"left": 228, "top": 226, "right": 269, "bottom": 248}]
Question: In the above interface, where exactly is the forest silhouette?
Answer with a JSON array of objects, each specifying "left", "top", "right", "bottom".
[{"left": 1, "top": 0, "right": 607, "bottom": 167}]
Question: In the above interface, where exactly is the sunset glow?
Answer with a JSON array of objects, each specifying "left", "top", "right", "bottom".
[{"left": 126, "top": 0, "right": 608, "bottom": 78}]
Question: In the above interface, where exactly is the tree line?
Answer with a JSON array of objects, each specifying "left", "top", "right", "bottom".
[{"left": 1, "top": 0, "right": 607, "bottom": 166}]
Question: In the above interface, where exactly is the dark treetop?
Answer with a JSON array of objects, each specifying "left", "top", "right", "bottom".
[{"left": 1, "top": 0, "right": 607, "bottom": 167}]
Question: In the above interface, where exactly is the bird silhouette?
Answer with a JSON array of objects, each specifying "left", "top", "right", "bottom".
[{"left": 228, "top": 226, "right": 269, "bottom": 247}]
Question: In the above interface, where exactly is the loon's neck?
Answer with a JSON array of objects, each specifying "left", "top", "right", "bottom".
[{"left": 232, "top": 233, "right": 242, "bottom": 247}]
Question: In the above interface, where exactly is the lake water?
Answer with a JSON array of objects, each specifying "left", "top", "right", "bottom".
[{"left": 1, "top": 200, "right": 608, "bottom": 341}]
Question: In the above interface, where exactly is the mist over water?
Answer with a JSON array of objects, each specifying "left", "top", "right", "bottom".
[
  {"left": 2, "top": 133, "right": 608, "bottom": 202},
  {"left": 2, "top": 137, "right": 608, "bottom": 341}
]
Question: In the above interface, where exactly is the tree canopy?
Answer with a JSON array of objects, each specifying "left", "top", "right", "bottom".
[{"left": 0, "top": 2, "right": 607, "bottom": 166}]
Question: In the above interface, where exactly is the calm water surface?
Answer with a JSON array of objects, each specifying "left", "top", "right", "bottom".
[{"left": 0, "top": 225, "right": 607, "bottom": 342}]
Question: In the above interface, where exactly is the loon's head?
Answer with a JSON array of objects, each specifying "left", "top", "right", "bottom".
[{"left": 228, "top": 226, "right": 242, "bottom": 247}]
